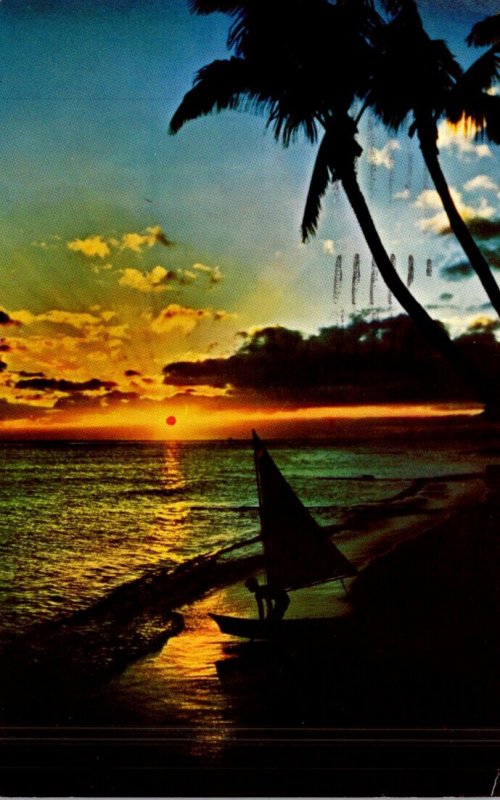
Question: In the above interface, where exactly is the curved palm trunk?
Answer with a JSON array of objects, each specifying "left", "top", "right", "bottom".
[
  {"left": 340, "top": 167, "right": 495, "bottom": 410},
  {"left": 417, "top": 119, "right": 500, "bottom": 319}
]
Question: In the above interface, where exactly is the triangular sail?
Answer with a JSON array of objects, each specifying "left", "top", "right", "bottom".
[{"left": 252, "top": 431, "right": 357, "bottom": 592}]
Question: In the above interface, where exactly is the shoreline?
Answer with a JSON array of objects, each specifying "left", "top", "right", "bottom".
[
  {"left": 0, "top": 467, "right": 490, "bottom": 720},
  {"left": 2, "top": 467, "right": 500, "bottom": 795},
  {"left": 75, "top": 468, "right": 492, "bottom": 726}
]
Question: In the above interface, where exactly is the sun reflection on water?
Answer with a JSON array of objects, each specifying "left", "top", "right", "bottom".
[
  {"left": 161, "top": 441, "right": 185, "bottom": 493},
  {"left": 99, "top": 588, "right": 244, "bottom": 757},
  {"left": 146, "top": 443, "right": 194, "bottom": 563},
  {"left": 91, "top": 443, "right": 260, "bottom": 754}
]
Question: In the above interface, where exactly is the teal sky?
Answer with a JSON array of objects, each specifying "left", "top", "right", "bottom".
[{"left": 0, "top": 0, "right": 498, "bottom": 436}]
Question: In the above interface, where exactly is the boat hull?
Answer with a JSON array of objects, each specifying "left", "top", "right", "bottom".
[{"left": 209, "top": 612, "right": 347, "bottom": 641}]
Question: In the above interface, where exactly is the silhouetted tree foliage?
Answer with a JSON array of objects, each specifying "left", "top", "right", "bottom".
[
  {"left": 368, "top": 0, "right": 500, "bottom": 316},
  {"left": 170, "top": 0, "right": 496, "bottom": 409},
  {"left": 466, "top": 13, "right": 500, "bottom": 47}
]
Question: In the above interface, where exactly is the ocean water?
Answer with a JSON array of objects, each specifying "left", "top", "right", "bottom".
[{"left": 0, "top": 436, "right": 486, "bottom": 642}]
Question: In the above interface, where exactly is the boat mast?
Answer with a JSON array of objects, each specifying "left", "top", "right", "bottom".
[
  {"left": 252, "top": 430, "right": 269, "bottom": 585},
  {"left": 251, "top": 429, "right": 356, "bottom": 591}
]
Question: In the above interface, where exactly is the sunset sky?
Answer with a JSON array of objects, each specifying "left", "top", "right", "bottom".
[{"left": 0, "top": 0, "right": 498, "bottom": 439}]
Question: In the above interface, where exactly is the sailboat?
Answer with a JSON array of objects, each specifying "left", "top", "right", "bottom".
[{"left": 209, "top": 430, "right": 357, "bottom": 640}]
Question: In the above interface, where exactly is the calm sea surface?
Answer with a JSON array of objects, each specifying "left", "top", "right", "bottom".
[{"left": 0, "top": 437, "right": 485, "bottom": 641}]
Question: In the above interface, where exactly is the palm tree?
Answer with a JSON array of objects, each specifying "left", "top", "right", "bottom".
[
  {"left": 300, "top": 118, "right": 494, "bottom": 406},
  {"left": 170, "top": 0, "right": 495, "bottom": 408},
  {"left": 366, "top": 1, "right": 500, "bottom": 317},
  {"left": 466, "top": 13, "right": 500, "bottom": 48}
]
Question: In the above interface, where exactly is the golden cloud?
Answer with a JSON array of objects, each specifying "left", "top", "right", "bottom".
[
  {"left": 4, "top": 328, "right": 129, "bottom": 388},
  {"left": 120, "top": 226, "right": 173, "bottom": 253},
  {"left": 105, "top": 324, "right": 129, "bottom": 340},
  {"left": 119, "top": 265, "right": 200, "bottom": 292},
  {"left": 119, "top": 266, "right": 175, "bottom": 292},
  {"left": 100, "top": 310, "right": 117, "bottom": 322},
  {"left": 67, "top": 235, "right": 111, "bottom": 259},
  {"left": 11, "top": 309, "right": 104, "bottom": 330},
  {"left": 67, "top": 226, "right": 173, "bottom": 261},
  {"left": 10, "top": 307, "right": 124, "bottom": 333},
  {"left": 192, "top": 262, "right": 223, "bottom": 284},
  {"left": 120, "top": 232, "right": 156, "bottom": 253}
]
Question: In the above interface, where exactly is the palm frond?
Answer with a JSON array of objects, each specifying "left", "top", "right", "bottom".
[
  {"left": 301, "top": 130, "right": 336, "bottom": 242},
  {"left": 169, "top": 58, "right": 254, "bottom": 133},
  {"left": 447, "top": 48, "right": 500, "bottom": 143},
  {"left": 379, "top": 0, "right": 419, "bottom": 17},
  {"left": 430, "top": 39, "right": 462, "bottom": 84},
  {"left": 466, "top": 14, "right": 500, "bottom": 47},
  {"left": 458, "top": 46, "right": 500, "bottom": 93},
  {"left": 169, "top": 55, "right": 320, "bottom": 145},
  {"left": 447, "top": 93, "right": 500, "bottom": 144},
  {"left": 189, "top": 0, "right": 257, "bottom": 54},
  {"left": 336, "top": 0, "right": 382, "bottom": 37},
  {"left": 481, "top": 94, "right": 500, "bottom": 143},
  {"left": 366, "top": 4, "right": 461, "bottom": 133},
  {"left": 190, "top": 0, "right": 255, "bottom": 15}
]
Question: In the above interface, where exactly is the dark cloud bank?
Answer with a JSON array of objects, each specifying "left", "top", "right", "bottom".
[
  {"left": 0, "top": 311, "right": 20, "bottom": 327},
  {"left": 441, "top": 217, "right": 500, "bottom": 241},
  {"left": 15, "top": 378, "right": 117, "bottom": 392},
  {"left": 3, "top": 317, "right": 500, "bottom": 423},
  {"left": 440, "top": 217, "right": 500, "bottom": 281},
  {"left": 163, "top": 316, "right": 500, "bottom": 405}
]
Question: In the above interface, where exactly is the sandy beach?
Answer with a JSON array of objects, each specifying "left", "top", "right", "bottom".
[{"left": 3, "top": 431, "right": 500, "bottom": 796}]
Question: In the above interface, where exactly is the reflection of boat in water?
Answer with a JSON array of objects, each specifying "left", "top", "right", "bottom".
[{"left": 210, "top": 430, "right": 357, "bottom": 640}]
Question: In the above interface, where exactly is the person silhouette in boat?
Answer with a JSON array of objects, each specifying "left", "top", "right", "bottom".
[{"left": 245, "top": 577, "right": 290, "bottom": 622}]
